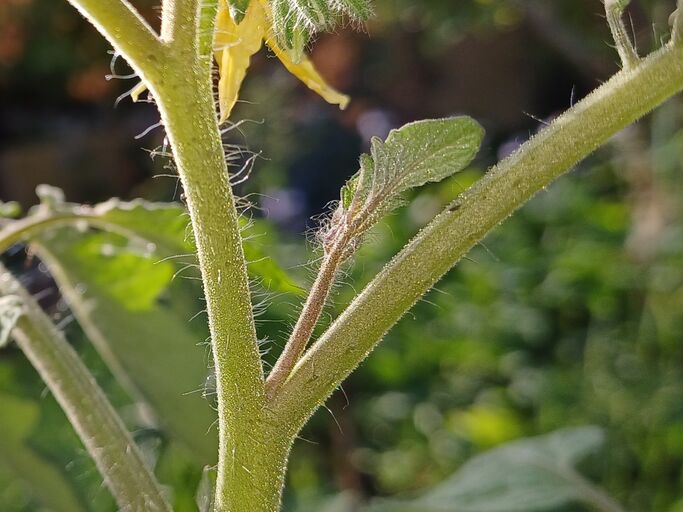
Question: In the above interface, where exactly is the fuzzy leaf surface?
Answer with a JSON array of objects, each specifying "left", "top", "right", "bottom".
[
  {"left": 328, "top": 117, "right": 484, "bottom": 256},
  {"left": 367, "top": 427, "right": 614, "bottom": 512},
  {"left": 369, "top": 117, "right": 484, "bottom": 200}
]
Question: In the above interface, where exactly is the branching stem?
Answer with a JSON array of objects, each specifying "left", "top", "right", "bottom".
[
  {"left": 0, "top": 265, "right": 171, "bottom": 512},
  {"left": 61, "top": 0, "right": 274, "bottom": 509},
  {"left": 605, "top": 0, "right": 639, "bottom": 69},
  {"left": 265, "top": 236, "right": 349, "bottom": 398},
  {"left": 155, "top": 71, "right": 271, "bottom": 509},
  {"left": 270, "top": 41, "right": 683, "bottom": 431},
  {"left": 57, "top": 1, "right": 683, "bottom": 510}
]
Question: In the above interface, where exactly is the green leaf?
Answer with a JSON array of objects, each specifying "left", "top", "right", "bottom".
[
  {"left": 328, "top": 117, "right": 483, "bottom": 257},
  {"left": 24, "top": 192, "right": 300, "bottom": 297},
  {"left": 294, "top": 0, "right": 334, "bottom": 29},
  {"left": 89, "top": 199, "right": 193, "bottom": 256},
  {"left": 371, "top": 117, "right": 484, "bottom": 198},
  {"left": 95, "top": 199, "right": 300, "bottom": 295},
  {"left": 67, "top": 234, "right": 175, "bottom": 311},
  {"left": 7, "top": 192, "right": 299, "bottom": 463},
  {"left": 271, "top": 0, "right": 313, "bottom": 61},
  {"left": 367, "top": 427, "right": 621, "bottom": 512},
  {"left": 340, "top": 175, "right": 358, "bottom": 210},
  {"left": 345, "top": 117, "right": 483, "bottom": 217},
  {"left": 0, "top": 393, "right": 86, "bottom": 512},
  {"left": 270, "top": 0, "right": 373, "bottom": 55},
  {"left": 34, "top": 229, "right": 219, "bottom": 465}
]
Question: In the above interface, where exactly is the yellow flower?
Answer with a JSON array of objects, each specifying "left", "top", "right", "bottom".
[
  {"left": 132, "top": 0, "right": 350, "bottom": 123},
  {"left": 215, "top": 0, "right": 349, "bottom": 122}
]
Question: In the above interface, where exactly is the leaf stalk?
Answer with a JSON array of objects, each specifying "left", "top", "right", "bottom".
[
  {"left": 0, "top": 265, "right": 172, "bottom": 512},
  {"left": 265, "top": 233, "right": 350, "bottom": 398}
]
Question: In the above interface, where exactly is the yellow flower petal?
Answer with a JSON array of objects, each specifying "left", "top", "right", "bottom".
[
  {"left": 266, "top": 37, "right": 350, "bottom": 110},
  {"left": 129, "top": 0, "right": 351, "bottom": 123},
  {"left": 215, "top": 0, "right": 267, "bottom": 122}
]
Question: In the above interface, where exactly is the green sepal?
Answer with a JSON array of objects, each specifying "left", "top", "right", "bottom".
[
  {"left": 271, "top": 0, "right": 311, "bottom": 59},
  {"left": 230, "top": 0, "right": 251, "bottom": 23},
  {"left": 331, "top": 0, "right": 373, "bottom": 20}
]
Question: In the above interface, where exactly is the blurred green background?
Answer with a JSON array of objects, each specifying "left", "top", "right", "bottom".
[{"left": 2, "top": 0, "right": 683, "bottom": 511}]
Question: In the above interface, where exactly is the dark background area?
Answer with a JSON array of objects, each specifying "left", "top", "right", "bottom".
[{"left": 0, "top": 0, "right": 636, "bottom": 211}]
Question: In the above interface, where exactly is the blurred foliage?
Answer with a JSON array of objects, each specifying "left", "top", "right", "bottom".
[{"left": 365, "top": 427, "right": 615, "bottom": 512}]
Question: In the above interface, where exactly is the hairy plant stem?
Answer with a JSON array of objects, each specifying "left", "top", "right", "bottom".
[
  {"left": 64, "top": 0, "right": 287, "bottom": 509},
  {"left": 605, "top": 0, "right": 639, "bottom": 69},
  {"left": 270, "top": 41, "right": 683, "bottom": 431},
  {"left": 58, "top": 1, "right": 683, "bottom": 510},
  {"left": 0, "top": 265, "right": 171, "bottom": 512},
  {"left": 674, "top": 1, "right": 683, "bottom": 44},
  {"left": 266, "top": 236, "right": 348, "bottom": 398},
  {"left": 155, "top": 69, "right": 283, "bottom": 510},
  {"left": 161, "top": 0, "right": 198, "bottom": 45},
  {"left": 155, "top": 3, "right": 289, "bottom": 509}
]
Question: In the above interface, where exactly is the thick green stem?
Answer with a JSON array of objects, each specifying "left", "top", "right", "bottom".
[
  {"left": 0, "top": 265, "right": 171, "bottom": 512},
  {"left": 64, "top": 0, "right": 286, "bottom": 507},
  {"left": 270, "top": 42, "right": 683, "bottom": 430},
  {"left": 152, "top": 54, "right": 276, "bottom": 511},
  {"left": 157, "top": 74, "right": 279, "bottom": 511},
  {"left": 161, "top": 0, "right": 200, "bottom": 49}
]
